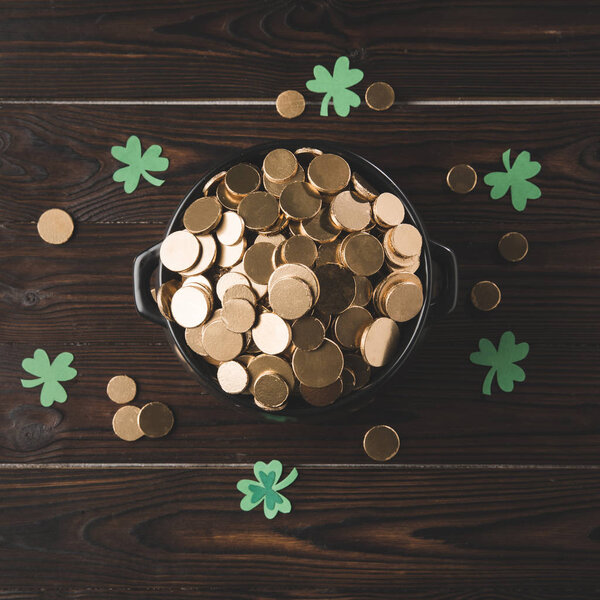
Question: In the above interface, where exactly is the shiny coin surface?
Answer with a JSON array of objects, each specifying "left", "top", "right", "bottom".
[
  {"left": 263, "top": 148, "right": 298, "bottom": 183},
  {"left": 307, "top": 153, "right": 351, "bottom": 194},
  {"left": 300, "top": 208, "right": 341, "bottom": 243},
  {"left": 269, "top": 276, "right": 313, "bottom": 320},
  {"left": 106, "top": 375, "right": 137, "bottom": 404},
  {"left": 446, "top": 164, "right": 477, "bottom": 194},
  {"left": 276, "top": 90, "right": 306, "bottom": 119},
  {"left": 216, "top": 271, "right": 250, "bottom": 302},
  {"left": 254, "top": 372, "right": 289, "bottom": 409},
  {"left": 340, "top": 232, "right": 384, "bottom": 276},
  {"left": 365, "top": 82, "right": 395, "bottom": 111},
  {"left": 160, "top": 230, "right": 201, "bottom": 273},
  {"left": 217, "top": 360, "right": 249, "bottom": 394},
  {"left": 185, "top": 324, "right": 208, "bottom": 356},
  {"left": 223, "top": 283, "right": 257, "bottom": 306},
  {"left": 112, "top": 405, "right": 143, "bottom": 442},
  {"left": 202, "top": 171, "right": 226, "bottom": 196},
  {"left": 238, "top": 191, "right": 279, "bottom": 231},
  {"left": 292, "top": 338, "right": 344, "bottom": 388},
  {"left": 330, "top": 190, "right": 372, "bottom": 232},
  {"left": 203, "top": 319, "right": 245, "bottom": 361},
  {"left": 37, "top": 208, "right": 74, "bottom": 245},
  {"left": 498, "top": 231, "right": 528, "bottom": 262},
  {"left": 215, "top": 211, "right": 245, "bottom": 246},
  {"left": 360, "top": 317, "right": 400, "bottom": 367},
  {"left": 183, "top": 196, "right": 222, "bottom": 234},
  {"left": 363, "top": 425, "right": 400, "bottom": 461},
  {"left": 185, "top": 234, "right": 217, "bottom": 274},
  {"left": 138, "top": 401, "right": 174, "bottom": 438},
  {"left": 222, "top": 298, "right": 256, "bottom": 333},
  {"left": 351, "top": 172, "right": 378, "bottom": 201},
  {"left": 225, "top": 163, "right": 261, "bottom": 197},
  {"left": 279, "top": 181, "right": 322, "bottom": 221},
  {"left": 252, "top": 312, "right": 292, "bottom": 355},
  {"left": 300, "top": 378, "right": 343, "bottom": 407},
  {"left": 291, "top": 316, "right": 326, "bottom": 351},
  {"left": 334, "top": 306, "right": 373, "bottom": 349},
  {"left": 471, "top": 280, "right": 501, "bottom": 311},
  {"left": 243, "top": 242, "right": 276, "bottom": 285},
  {"left": 170, "top": 284, "right": 212, "bottom": 328},
  {"left": 216, "top": 236, "right": 246, "bottom": 268},
  {"left": 384, "top": 281, "right": 424, "bottom": 322},
  {"left": 269, "top": 262, "right": 320, "bottom": 303},
  {"left": 247, "top": 354, "right": 295, "bottom": 394},
  {"left": 217, "top": 180, "right": 242, "bottom": 210},
  {"left": 280, "top": 235, "right": 318, "bottom": 267},
  {"left": 314, "top": 263, "right": 355, "bottom": 314},
  {"left": 389, "top": 223, "right": 422, "bottom": 258},
  {"left": 372, "top": 192, "right": 405, "bottom": 228},
  {"left": 263, "top": 164, "right": 305, "bottom": 197}
]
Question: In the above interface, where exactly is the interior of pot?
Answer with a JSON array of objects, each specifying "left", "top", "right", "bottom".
[{"left": 158, "top": 140, "right": 433, "bottom": 420}]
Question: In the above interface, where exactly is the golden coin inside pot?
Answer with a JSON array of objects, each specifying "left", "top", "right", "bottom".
[
  {"left": 238, "top": 191, "right": 279, "bottom": 231},
  {"left": 300, "top": 378, "right": 343, "bottom": 407},
  {"left": 389, "top": 223, "right": 422, "bottom": 258},
  {"left": 251, "top": 312, "right": 292, "bottom": 355},
  {"left": 160, "top": 230, "right": 201, "bottom": 273},
  {"left": 222, "top": 298, "right": 256, "bottom": 333},
  {"left": 225, "top": 163, "right": 261, "bottom": 197},
  {"left": 363, "top": 425, "right": 400, "bottom": 461},
  {"left": 329, "top": 190, "right": 372, "bottom": 232},
  {"left": 243, "top": 242, "right": 276, "bottom": 285},
  {"left": 263, "top": 148, "right": 298, "bottom": 183},
  {"left": 254, "top": 372, "right": 289, "bottom": 409},
  {"left": 202, "top": 319, "right": 245, "bottom": 361},
  {"left": 384, "top": 281, "right": 424, "bottom": 322},
  {"left": 279, "top": 181, "right": 322, "bottom": 221},
  {"left": 247, "top": 354, "right": 295, "bottom": 394},
  {"left": 138, "top": 401, "right": 174, "bottom": 438},
  {"left": 372, "top": 192, "right": 405, "bottom": 228},
  {"left": 307, "top": 153, "right": 351, "bottom": 194},
  {"left": 269, "top": 276, "right": 313, "bottom": 320},
  {"left": 215, "top": 211, "right": 245, "bottom": 246},
  {"left": 183, "top": 196, "right": 222, "bottom": 234},
  {"left": 314, "top": 263, "right": 355, "bottom": 315},
  {"left": 300, "top": 208, "right": 341, "bottom": 243},
  {"left": 112, "top": 405, "right": 143, "bottom": 442},
  {"left": 170, "top": 284, "right": 212, "bottom": 328},
  {"left": 217, "top": 360, "right": 250, "bottom": 394},
  {"left": 340, "top": 232, "right": 384, "bottom": 276},
  {"left": 360, "top": 317, "right": 400, "bottom": 367},
  {"left": 280, "top": 235, "right": 318, "bottom": 267},
  {"left": 291, "top": 316, "right": 326, "bottom": 351},
  {"left": 333, "top": 306, "right": 374, "bottom": 350},
  {"left": 292, "top": 339, "right": 344, "bottom": 388}
]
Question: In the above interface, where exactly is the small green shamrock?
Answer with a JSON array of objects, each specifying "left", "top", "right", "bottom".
[
  {"left": 483, "top": 149, "right": 541, "bottom": 211},
  {"left": 306, "top": 56, "right": 364, "bottom": 117},
  {"left": 470, "top": 331, "right": 529, "bottom": 395},
  {"left": 237, "top": 460, "right": 298, "bottom": 519},
  {"left": 21, "top": 348, "right": 77, "bottom": 407},
  {"left": 111, "top": 135, "right": 169, "bottom": 194}
]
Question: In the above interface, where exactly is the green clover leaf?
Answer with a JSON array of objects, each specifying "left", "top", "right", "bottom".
[
  {"left": 306, "top": 56, "right": 364, "bottom": 117},
  {"left": 21, "top": 348, "right": 77, "bottom": 407},
  {"left": 237, "top": 460, "right": 298, "bottom": 519},
  {"left": 111, "top": 135, "right": 169, "bottom": 194},
  {"left": 470, "top": 331, "right": 529, "bottom": 395},
  {"left": 483, "top": 149, "right": 541, "bottom": 211}
]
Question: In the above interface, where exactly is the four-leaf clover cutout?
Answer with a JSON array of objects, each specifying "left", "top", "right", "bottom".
[
  {"left": 21, "top": 349, "right": 77, "bottom": 407},
  {"left": 483, "top": 149, "right": 541, "bottom": 211},
  {"left": 237, "top": 460, "right": 298, "bottom": 519},
  {"left": 111, "top": 135, "right": 169, "bottom": 194},
  {"left": 306, "top": 56, "right": 364, "bottom": 117},
  {"left": 470, "top": 331, "right": 529, "bottom": 395}
]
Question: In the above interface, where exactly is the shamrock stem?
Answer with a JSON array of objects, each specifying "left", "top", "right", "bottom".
[
  {"left": 482, "top": 368, "right": 496, "bottom": 396},
  {"left": 273, "top": 467, "right": 298, "bottom": 491},
  {"left": 21, "top": 377, "right": 43, "bottom": 388},
  {"left": 319, "top": 94, "right": 331, "bottom": 117},
  {"left": 142, "top": 172, "right": 165, "bottom": 187}
]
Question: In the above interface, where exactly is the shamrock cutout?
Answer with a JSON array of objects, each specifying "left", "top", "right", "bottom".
[
  {"left": 21, "top": 349, "right": 77, "bottom": 407},
  {"left": 111, "top": 135, "right": 169, "bottom": 194},
  {"left": 306, "top": 56, "right": 364, "bottom": 117},
  {"left": 470, "top": 331, "right": 529, "bottom": 395},
  {"left": 483, "top": 149, "right": 541, "bottom": 211},
  {"left": 237, "top": 460, "right": 298, "bottom": 519}
]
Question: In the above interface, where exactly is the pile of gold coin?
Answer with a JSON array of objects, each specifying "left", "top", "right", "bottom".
[{"left": 155, "top": 147, "right": 425, "bottom": 412}]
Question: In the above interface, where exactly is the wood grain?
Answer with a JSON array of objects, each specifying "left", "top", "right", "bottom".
[{"left": 0, "top": 1, "right": 599, "bottom": 99}]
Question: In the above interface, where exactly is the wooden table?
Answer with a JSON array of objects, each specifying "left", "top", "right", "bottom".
[{"left": 1, "top": 2, "right": 599, "bottom": 598}]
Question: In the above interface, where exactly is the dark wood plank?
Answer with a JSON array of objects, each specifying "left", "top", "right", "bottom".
[
  {"left": 0, "top": 105, "right": 599, "bottom": 225},
  {"left": 1, "top": 1, "right": 600, "bottom": 99},
  {"left": 0, "top": 468, "right": 598, "bottom": 596}
]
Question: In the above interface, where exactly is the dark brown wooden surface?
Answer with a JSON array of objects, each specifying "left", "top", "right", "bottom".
[{"left": 1, "top": 1, "right": 600, "bottom": 598}]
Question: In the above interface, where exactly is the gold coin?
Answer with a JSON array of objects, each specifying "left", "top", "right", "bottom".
[
  {"left": 307, "top": 154, "right": 351, "bottom": 194},
  {"left": 156, "top": 279, "right": 180, "bottom": 321},
  {"left": 231, "top": 261, "right": 268, "bottom": 299},
  {"left": 389, "top": 223, "right": 422, "bottom": 258},
  {"left": 269, "top": 263, "right": 320, "bottom": 303},
  {"left": 202, "top": 170, "right": 226, "bottom": 196},
  {"left": 225, "top": 163, "right": 261, "bottom": 197},
  {"left": 279, "top": 181, "right": 322, "bottom": 221},
  {"left": 314, "top": 263, "right": 355, "bottom": 314},
  {"left": 183, "top": 196, "right": 222, "bottom": 234},
  {"left": 446, "top": 164, "right": 477, "bottom": 194},
  {"left": 215, "top": 271, "right": 250, "bottom": 302},
  {"left": 160, "top": 230, "right": 200, "bottom": 272},
  {"left": 330, "top": 190, "right": 372, "bottom": 232},
  {"left": 202, "top": 319, "right": 245, "bottom": 361},
  {"left": 222, "top": 298, "right": 256, "bottom": 333},
  {"left": 37, "top": 208, "right": 74, "bottom": 245},
  {"left": 254, "top": 372, "right": 289, "bottom": 409},
  {"left": 352, "top": 275, "right": 373, "bottom": 307},
  {"left": 217, "top": 180, "right": 242, "bottom": 210},
  {"left": 471, "top": 280, "right": 501, "bottom": 311},
  {"left": 269, "top": 277, "right": 313, "bottom": 320},
  {"left": 295, "top": 147, "right": 323, "bottom": 157},
  {"left": 363, "top": 425, "right": 400, "bottom": 461},
  {"left": 247, "top": 354, "right": 295, "bottom": 394},
  {"left": 251, "top": 312, "right": 292, "bottom": 355},
  {"left": 261, "top": 212, "right": 289, "bottom": 235},
  {"left": 215, "top": 211, "right": 245, "bottom": 246},
  {"left": 217, "top": 360, "right": 249, "bottom": 394},
  {"left": 138, "top": 401, "right": 174, "bottom": 438},
  {"left": 373, "top": 271, "right": 422, "bottom": 315},
  {"left": 255, "top": 232, "right": 286, "bottom": 247},
  {"left": 300, "top": 378, "right": 343, "bottom": 407},
  {"left": 263, "top": 148, "right": 298, "bottom": 183},
  {"left": 276, "top": 90, "right": 306, "bottom": 119},
  {"left": 216, "top": 236, "right": 246, "bottom": 268},
  {"left": 316, "top": 241, "right": 341, "bottom": 266},
  {"left": 291, "top": 316, "right": 325, "bottom": 351},
  {"left": 360, "top": 318, "right": 400, "bottom": 367},
  {"left": 243, "top": 242, "right": 276, "bottom": 285},
  {"left": 184, "top": 234, "right": 217, "bottom": 274},
  {"left": 223, "top": 283, "right": 257, "bottom": 306},
  {"left": 263, "top": 164, "right": 305, "bottom": 198},
  {"left": 351, "top": 172, "right": 378, "bottom": 201},
  {"left": 182, "top": 273, "right": 212, "bottom": 290},
  {"left": 238, "top": 191, "right": 279, "bottom": 231},
  {"left": 333, "top": 306, "right": 374, "bottom": 349},
  {"left": 280, "top": 235, "right": 318, "bottom": 268},
  {"left": 340, "top": 232, "right": 384, "bottom": 276},
  {"left": 185, "top": 324, "right": 208, "bottom": 356},
  {"left": 106, "top": 375, "right": 137, "bottom": 404},
  {"left": 385, "top": 253, "right": 420, "bottom": 274},
  {"left": 171, "top": 284, "right": 212, "bottom": 328},
  {"left": 372, "top": 192, "right": 405, "bottom": 228},
  {"left": 112, "top": 405, "right": 143, "bottom": 442},
  {"left": 292, "top": 338, "right": 344, "bottom": 388},
  {"left": 498, "top": 232, "right": 528, "bottom": 262},
  {"left": 365, "top": 82, "right": 395, "bottom": 111},
  {"left": 300, "top": 208, "right": 341, "bottom": 243},
  {"left": 384, "top": 281, "right": 424, "bottom": 322},
  {"left": 344, "top": 353, "right": 371, "bottom": 389}
]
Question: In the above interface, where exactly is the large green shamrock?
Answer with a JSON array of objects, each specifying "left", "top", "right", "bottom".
[
  {"left": 237, "top": 460, "right": 298, "bottom": 519},
  {"left": 470, "top": 331, "right": 529, "bottom": 395},
  {"left": 483, "top": 149, "right": 541, "bottom": 211},
  {"left": 306, "top": 56, "right": 364, "bottom": 117},
  {"left": 111, "top": 135, "right": 169, "bottom": 194},
  {"left": 21, "top": 349, "right": 77, "bottom": 407}
]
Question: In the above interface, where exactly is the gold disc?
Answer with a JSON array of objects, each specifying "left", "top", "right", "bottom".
[
  {"left": 330, "top": 190, "right": 372, "bottom": 232},
  {"left": 372, "top": 192, "right": 405, "bottom": 228},
  {"left": 216, "top": 236, "right": 247, "bottom": 268},
  {"left": 223, "top": 283, "right": 257, "bottom": 306},
  {"left": 498, "top": 232, "right": 528, "bottom": 262},
  {"left": 269, "top": 263, "right": 320, "bottom": 303},
  {"left": 184, "top": 234, "right": 217, "bottom": 275},
  {"left": 333, "top": 306, "right": 374, "bottom": 349},
  {"left": 263, "top": 148, "right": 298, "bottom": 183},
  {"left": 351, "top": 172, "right": 378, "bottom": 201},
  {"left": 279, "top": 181, "right": 322, "bottom": 221},
  {"left": 292, "top": 339, "right": 344, "bottom": 388},
  {"left": 307, "top": 154, "right": 351, "bottom": 194},
  {"left": 202, "top": 319, "right": 245, "bottom": 361},
  {"left": 263, "top": 164, "right": 305, "bottom": 197},
  {"left": 243, "top": 242, "right": 276, "bottom": 285},
  {"left": 471, "top": 280, "right": 501, "bottom": 311},
  {"left": 363, "top": 425, "right": 400, "bottom": 461},
  {"left": 384, "top": 281, "right": 423, "bottom": 322},
  {"left": 276, "top": 90, "right": 306, "bottom": 119},
  {"left": 446, "top": 164, "right": 477, "bottom": 194},
  {"left": 314, "top": 263, "right": 355, "bottom": 315},
  {"left": 254, "top": 372, "right": 289, "bottom": 409},
  {"left": 340, "top": 232, "right": 384, "bottom": 276},
  {"left": 112, "top": 405, "right": 143, "bottom": 442},
  {"left": 389, "top": 223, "right": 422, "bottom": 258},
  {"left": 269, "top": 276, "right": 313, "bottom": 320},
  {"left": 138, "top": 401, "right": 174, "bottom": 438},
  {"left": 215, "top": 211, "right": 245, "bottom": 246},
  {"left": 291, "top": 316, "right": 325, "bottom": 351},
  {"left": 156, "top": 279, "right": 181, "bottom": 321},
  {"left": 352, "top": 275, "right": 373, "bottom": 307},
  {"left": 160, "top": 230, "right": 201, "bottom": 273},
  {"left": 300, "top": 378, "right": 343, "bottom": 407},
  {"left": 222, "top": 298, "right": 256, "bottom": 333},
  {"left": 238, "top": 191, "right": 280, "bottom": 231},
  {"left": 217, "top": 360, "right": 250, "bottom": 394},
  {"left": 360, "top": 317, "right": 400, "bottom": 367},
  {"left": 106, "top": 375, "right": 137, "bottom": 404},
  {"left": 251, "top": 312, "right": 292, "bottom": 355},
  {"left": 202, "top": 170, "right": 226, "bottom": 196},
  {"left": 247, "top": 354, "right": 295, "bottom": 394},
  {"left": 216, "top": 271, "right": 250, "bottom": 302},
  {"left": 300, "top": 208, "right": 341, "bottom": 243},
  {"left": 217, "top": 180, "right": 242, "bottom": 210},
  {"left": 37, "top": 208, "right": 74, "bottom": 245},
  {"left": 365, "top": 82, "right": 395, "bottom": 111},
  {"left": 225, "top": 163, "right": 261, "bottom": 197},
  {"left": 280, "top": 235, "right": 318, "bottom": 268},
  {"left": 170, "top": 284, "right": 212, "bottom": 328},
  {"left": 183, "top": 196, "right": 222, "bottom": 234},
  {"left": 316, "top": 241, "right": 341, "bottom": 266}
]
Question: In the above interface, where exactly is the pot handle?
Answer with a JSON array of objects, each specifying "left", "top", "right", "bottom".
[
  {"left": 428, "top": 240, "right": 458, "bottom": 321},
  {"left": 133, "top": 242, "right": 167, "bottom": 327}
]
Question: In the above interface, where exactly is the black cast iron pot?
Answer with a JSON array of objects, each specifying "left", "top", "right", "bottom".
[{"left": 133, "top": 141, "right": 458, "bottom": 422}]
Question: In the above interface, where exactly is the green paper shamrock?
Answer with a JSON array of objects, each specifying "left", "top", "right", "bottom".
[
  {"left": 483, "top": 149, "right": 541, "bottom": 211},
  {"left": 111, "top": 135, "right": 169, "bottom": 194},
  {"left": 470, "top": 331, "right": 529, "bottom": 395},
  {"left": 306, "top": 56, "right": 364, "bottom": 117},
  {"left": 237, "top": 460, "right": 298, "bottom": 519},
  {"left": 21, "top": 349, "right": 77, "bottom": 407}
]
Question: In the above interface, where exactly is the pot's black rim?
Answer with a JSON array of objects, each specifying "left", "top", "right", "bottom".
[{"left": 159, "top": 140, "right": 433, "bottom": 420}]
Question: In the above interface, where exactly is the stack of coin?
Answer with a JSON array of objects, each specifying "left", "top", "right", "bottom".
[
  {"left": 112, "top": 400, "right": 174, "bottom": 442},
  {"left": 155, "top": 147, "right": 425, "bottom": 412}
]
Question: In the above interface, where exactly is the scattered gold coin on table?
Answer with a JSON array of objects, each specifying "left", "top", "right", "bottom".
[
  {"left": 37, "top": 208, "right": 74, "bottom": 245},
  {"left": 498, "top": 231, "right": 528, "bottom": 262},
  {"left": 363, "top": 425, "right": 400, "bottom": 461},
  {"left": 106, "top": 375, "right": 137, "bottom": 404},
  {"left": 156, "top": 147, "right": 426, "bottom": 411},
  {"left": 112, "top": 405, "right": 143, "bottom": 442},
  {"left": 276, "top": 90, "right": 306, "bottom": 119},
  {"left": 365, "top": 82, "right": 395, "bottom": 111},
  {"left": 138, "top": 401, "right": 174, "bottom": 438},
  {"left": 471, "top": 280, "right": 502, "bottom": 311},
  {"left": 446, "top": 164, "right": 477, "bottom": 194}
]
